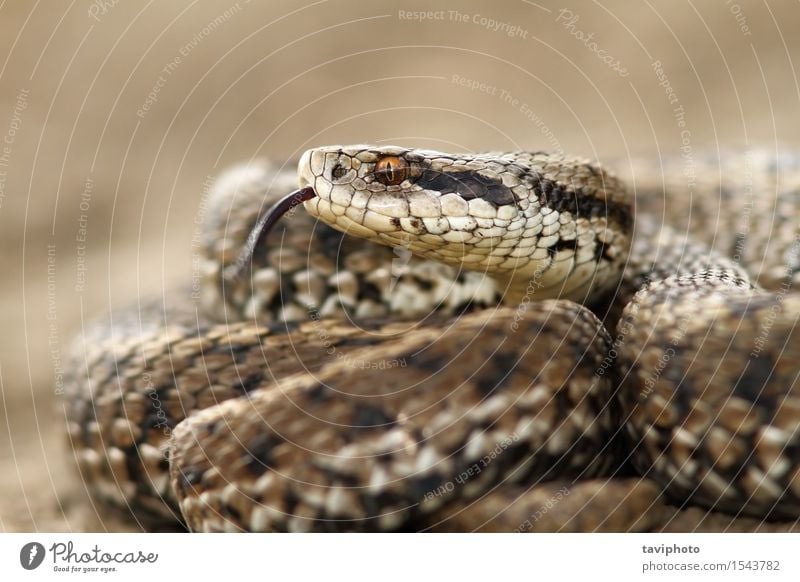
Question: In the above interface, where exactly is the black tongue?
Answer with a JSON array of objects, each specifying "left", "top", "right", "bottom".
[{"left": 223, "top": 186, "right": 316, "bottom": 283}]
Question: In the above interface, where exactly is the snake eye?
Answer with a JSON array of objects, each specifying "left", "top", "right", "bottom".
[{"left": 374, "top": 155, "right": 409, "bottom": 186}]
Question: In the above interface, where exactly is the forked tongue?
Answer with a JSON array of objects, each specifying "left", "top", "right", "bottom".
[{"left": 223, "top": 186, "right": 316, "bottom": 282}]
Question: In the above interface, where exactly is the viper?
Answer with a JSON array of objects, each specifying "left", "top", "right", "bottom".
[{"left": 63, "top": 146, "right": 800, "bottom": 531}]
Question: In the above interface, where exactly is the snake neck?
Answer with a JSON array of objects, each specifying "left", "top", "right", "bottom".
[{"left": 495, "top": 265, "right": 623, "bottom": 307}]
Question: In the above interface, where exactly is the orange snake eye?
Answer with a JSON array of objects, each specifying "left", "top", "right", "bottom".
[{"left": 374, "top": 155, "right": 409, "bottom": 186}]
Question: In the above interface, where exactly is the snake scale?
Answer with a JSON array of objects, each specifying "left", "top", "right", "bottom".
[{"left": 63, "top": 146, "right": 800, "bottom": 532}]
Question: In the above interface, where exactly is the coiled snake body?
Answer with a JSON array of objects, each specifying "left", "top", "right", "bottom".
[{"left": 64, "top": 147, "right": 800, "bottom": 531}]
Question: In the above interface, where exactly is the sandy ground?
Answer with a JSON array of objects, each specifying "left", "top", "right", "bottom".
[{"left": 1, "top": 0, "right": 800, "bottom": 532}]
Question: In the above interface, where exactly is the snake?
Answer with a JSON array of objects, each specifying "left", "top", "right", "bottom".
[{"left": 62, "top": 146, "right": 800, "bottom": 532}]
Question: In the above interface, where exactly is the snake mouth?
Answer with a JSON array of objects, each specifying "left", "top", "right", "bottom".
[
  {"left": 298, "top": 170, "right": 312, "bottom": 190},
  {"left": 223, "top": 186, "right": 317, "bottom": 282}
]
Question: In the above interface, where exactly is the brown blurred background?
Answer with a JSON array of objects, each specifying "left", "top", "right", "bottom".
[{"left": 1, "top": 0, "right": 798, "bottom": 531}]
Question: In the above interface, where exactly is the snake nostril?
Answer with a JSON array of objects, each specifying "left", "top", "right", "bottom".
[{"left": 331, "top": 163, "right": 347, "bottom": 180}]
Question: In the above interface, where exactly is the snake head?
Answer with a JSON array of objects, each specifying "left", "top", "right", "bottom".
[{"left": 298, "top": 145, "right": 632, "bottom": 301}]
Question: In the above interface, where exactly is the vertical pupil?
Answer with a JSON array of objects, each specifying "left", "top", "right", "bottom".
[{"left": 386, "top": 162, "right": 394, "bottom": 180}]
